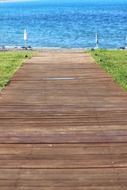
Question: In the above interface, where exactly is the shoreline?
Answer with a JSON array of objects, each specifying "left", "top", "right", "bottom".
[
  {"left": 0, "top": 47, "right": 126, "bottom": 52},
  {"left": 0, "top": 48, "right": 86, "bottom": 53}
]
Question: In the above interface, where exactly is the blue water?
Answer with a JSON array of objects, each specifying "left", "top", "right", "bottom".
[{"left": 0, "top": 0, "right": 127, "bottom": 48}]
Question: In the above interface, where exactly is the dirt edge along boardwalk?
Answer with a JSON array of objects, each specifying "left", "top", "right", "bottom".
[{"left": 0, "top": 50, "right": 127, "bottom": 189}]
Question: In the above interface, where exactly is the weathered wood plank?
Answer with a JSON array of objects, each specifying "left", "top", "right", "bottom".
[
  {"left": 1, "top": 187, "right": 126, "bottom": 190},
  {"left": 0, "top": 144, "right": 127, "bottom": 169},
  {"left": 0, "top": 168, "right": 126, "bottom": 187}
]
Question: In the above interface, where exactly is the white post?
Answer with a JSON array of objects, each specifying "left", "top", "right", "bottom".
[
  {"left": 24, "top": 29, "right": 28, "bottom": 48},
  {"left": 95, "top": 33, "right": 99, "bottom": 49},
  {"left": 125, "top": 35, "right": 127, "bottom": 49}
]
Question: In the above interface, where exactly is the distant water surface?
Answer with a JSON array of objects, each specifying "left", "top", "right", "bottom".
[{"left": 0, "top": 0, "right": 127, "bottom": 48}]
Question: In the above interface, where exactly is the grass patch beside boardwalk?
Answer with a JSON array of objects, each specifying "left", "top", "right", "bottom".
[
  {"left": 90, "top": 49, "right": 127, "bottom": 90},
  {"left": 0, "top": 51, "right": 33, "bottom": 90}
]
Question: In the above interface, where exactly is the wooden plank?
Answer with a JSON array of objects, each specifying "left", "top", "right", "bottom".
[
  {"left": 0, "top": 143, "right": 127, "bottom": 169},
  {"left": 0, "top": 168, "right": 126, "bottom": 187},
  {"left": 1, "top": 187, "right": 126, "bottom": 190},
  {"left": 0, "top": 125, "right": 126, "bottom": 143}
]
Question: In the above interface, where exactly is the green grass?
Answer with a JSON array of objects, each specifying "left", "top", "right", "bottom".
[
  {"left": 90, "top": 49, "right": 127, "bottom": 90},
  {"left": 0, "top": 51, "right": 33, "bottom": 90}
]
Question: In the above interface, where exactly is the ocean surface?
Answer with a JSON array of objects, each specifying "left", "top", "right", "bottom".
[{"left": 0, "top": 0, "right": 127, "bottom": 48}]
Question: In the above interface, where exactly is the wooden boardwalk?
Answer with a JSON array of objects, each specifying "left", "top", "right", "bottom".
[{"left": 0, "top": 50, "right": 127, "bottom": 189}]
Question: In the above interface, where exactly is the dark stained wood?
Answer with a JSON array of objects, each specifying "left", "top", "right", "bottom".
[{"left": 0, "top": 50, "right": 127, "bottom": 189}]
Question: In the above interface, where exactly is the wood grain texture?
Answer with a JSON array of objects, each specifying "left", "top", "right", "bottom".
[{"left": 0, "top": 50, "right": 127, "bottom": 189}]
